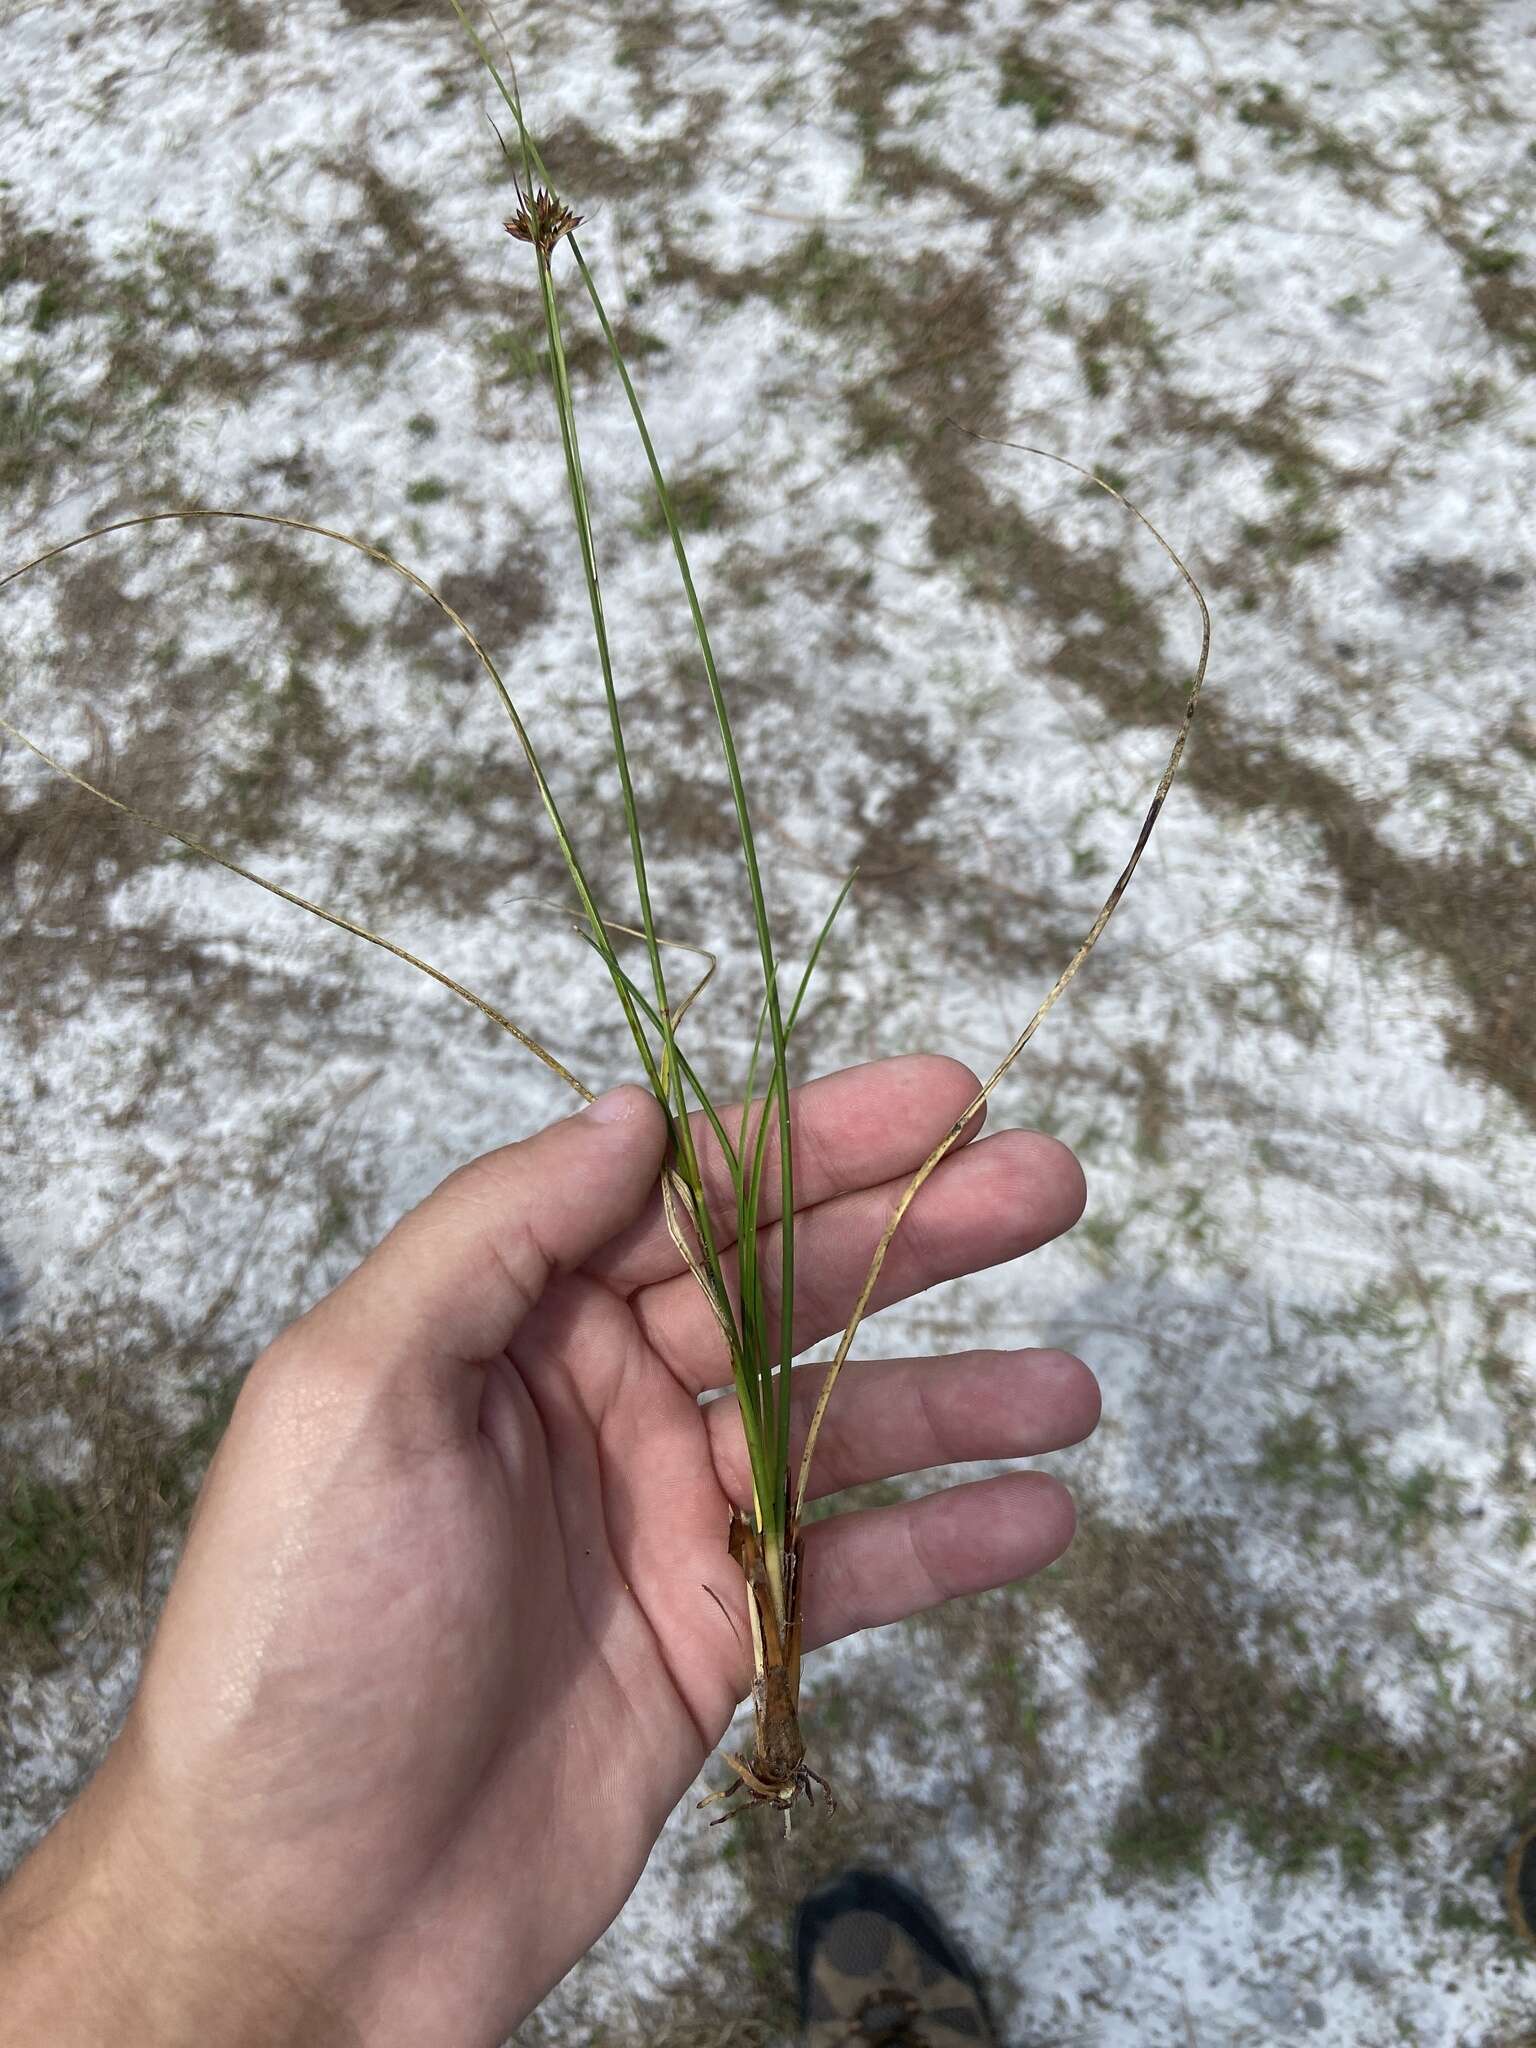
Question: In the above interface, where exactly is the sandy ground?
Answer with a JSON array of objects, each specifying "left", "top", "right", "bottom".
[{"left": 3, "top": 1, "right": 1535, "bottom": 2042}]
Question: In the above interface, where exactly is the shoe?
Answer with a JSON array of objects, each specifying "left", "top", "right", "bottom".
[
  {"left": 794, "top": 1868, "right": 995, "bottom": 2045},
  {"left": 1505, "top": 1817, "right": 1536, "bottom": 1950}
]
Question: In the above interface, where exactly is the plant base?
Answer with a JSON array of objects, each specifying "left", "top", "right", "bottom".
[{"left": 698, "top": 1511, "right": 836, "bottom": 1832}]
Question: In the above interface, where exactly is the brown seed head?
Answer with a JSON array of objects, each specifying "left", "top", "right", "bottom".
[{"left": 504, "top": 180, "right": 584, "bottom": 258}]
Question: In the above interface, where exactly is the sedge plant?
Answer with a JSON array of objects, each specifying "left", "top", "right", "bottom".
[{"left": 0, "top": 5, "right": 1210, "bottom": 1827}]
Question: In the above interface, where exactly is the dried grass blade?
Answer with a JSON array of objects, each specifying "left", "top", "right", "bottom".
[{"left": 793, "top": 438, "right": 1212, "bottom": 1519}]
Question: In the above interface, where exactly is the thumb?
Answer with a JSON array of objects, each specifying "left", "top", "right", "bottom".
[{"left": 291, "top": 1084, "right": 667, "bottom": 1409}]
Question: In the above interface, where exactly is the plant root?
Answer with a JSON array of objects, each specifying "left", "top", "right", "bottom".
[
  {"left": 699, "top": 1753, "right": 836, "bottom": 1834},
  {"left": 697, "top": 1510, "right": 835, "bottom": 1832}
]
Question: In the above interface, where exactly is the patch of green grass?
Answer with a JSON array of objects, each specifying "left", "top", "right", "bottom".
[
  {"left": 1214, "top": 955, "right": 1326, "bottom": 1043},
  {"left": 224, "top": 554, "right": 364, "bottom": 685},
  {"left": 1308, "top": 129, "right": 1367, "bottom": 175},
  {"left": 108, "top": 225, "right": 229, "bottom": 338},
  {"left": 1438, "top": 1896, "right": 1503, "bottom": 1936},
  {"left": 289, "top": 158, "right": 497, "bottom": 370},
  {"left": 102, "top": 225, "right": 259, "bottom": 412},
  {"left": 29, "top": 276, "right": 73, "bottom": 332},
  {"left": 1255, "top": 1411, "right": 1368, "bottom": 1493},
  {"left": 0, "top": 202, "right": 99, "bottom": 331},
  {"left": 1240, "top": 516, "right": 1342, "bottom": 562},
  {"left": 0, "top": 358, "right": 91, "bottom": 494},
  {"left": 1067, "top": 288, "right": 1167, "bottom": 400},
  {"left": 767, "top": 226, "right": 895, "bottom": 337},
  {"left": 0, "top": 1310, "right": 248, "bottom": 1681},
  {"left": 406, "top": 476, "right": 449, "bottom": 505},
  {"left": 1233, "top": 448, "right": 1346, "bottom": 565},
  {"left": 1254, "top": 1385, "right": 1461, "bottom": 1551},
  {"left": 481, "top": 327, "right": 546, "bottom": 384},
  {"left": 481, "top": 316, "right": 663, "bottom": 393},
  {"left": 633, "top": 464, "right": 735, "bottom": 540},
  {"left": 997, "top": 41, "right": 1074, "bottom": 128},
  {"left": 405, "top": 410, "right": 438, "bottom": 438},
  {"left": 0, "top": 1479, "right": 96, "bottom": 1648},
  {"left": 1107, "top": 1805, "right": 1208, "bottom": 1879},
  {"left": 1076, "top": 1209, "right": 1126, "bottom": 1266},
  {"left": 316, "top": 1190, "right": 355, "bottom": 1252},
  {"left": 0, "top": 200, "right": 272, "bottom": 470},
  {"left": 1466, "top": 245, "right": 1520, "bottom": 278},
  {"left": 983, "top": 1646, "right": 1043, "bottom": 1745},
  {"left": 1044, "top": 1516, "right": 1450, "bottom": 1888},
  {"left": 1444, "top": 222, "right": 1536, "bottom": 369},
  {"left": 1126, "top": 1041, "right": 1175, "bottom": 1161},
  {"left": 174, "top": 1372, "right": 245, "bottom": 1475},
  {"left": 538, "top": 108, "right": 716, "bottom": 203},
  {"left": 1228, "top": 83, "right": 1376, "bottom": 188},
  {"left": 55, "top": 530, "right": 372, "bottom": 884},
  {"left": 812, "top": 14, "right": 1000, "bottom": 214},
  {"left": 1469, "top": 267, "right": 1536, "bottom": 368},
  {"left": 1295, "top": 1274, "right": 1438, "bottom": 1349},
  {"left": 221, "top": 656, "right": 347, "bottom": 844}
]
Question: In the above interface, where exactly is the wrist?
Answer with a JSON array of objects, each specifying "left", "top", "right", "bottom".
[{"left": 0, "top": 1751, "right": 360, "bottom": 2048}]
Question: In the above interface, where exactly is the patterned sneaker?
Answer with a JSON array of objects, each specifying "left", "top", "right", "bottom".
[{"left": 794, "top": 1868, "right": 996, "bottom": 2045}]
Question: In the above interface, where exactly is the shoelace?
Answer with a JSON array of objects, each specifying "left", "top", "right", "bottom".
[{"left": 842, "top": 1993, "right": 929, "bottom": 2046}]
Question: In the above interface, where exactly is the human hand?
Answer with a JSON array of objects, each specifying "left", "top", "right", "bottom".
[{"left": 0, "top": 1055, "right": 1096, "bottom": 2047}]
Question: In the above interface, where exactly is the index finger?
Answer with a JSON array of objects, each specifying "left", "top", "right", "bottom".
[{"left": 586, "top": 1053, "right": 984, "bottom": 1294}]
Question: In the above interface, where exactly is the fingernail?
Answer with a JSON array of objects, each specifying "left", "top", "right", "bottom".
[{"left": 584, "top": 1084, "right": 640, "bottom": 1125}]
